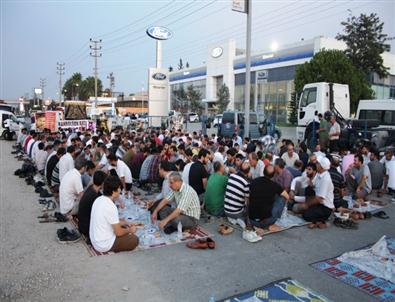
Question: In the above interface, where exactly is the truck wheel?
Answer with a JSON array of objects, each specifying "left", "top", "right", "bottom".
[{"left": 4, "top": 131, "right": 13, "bottom": 141}]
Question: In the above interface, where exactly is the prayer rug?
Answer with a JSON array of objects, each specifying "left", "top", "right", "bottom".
[
  {"left": 310, "top": 236, "right": 395, "bottom": 301},
  {"left": 69, "top": 217, "right": 211, "bottom": 257},
  {"left": 221, "top": 212, "right": 309, "bottom": 236},
  {"left": 218, "top": 278, "right": 332, "bottom": 302}
]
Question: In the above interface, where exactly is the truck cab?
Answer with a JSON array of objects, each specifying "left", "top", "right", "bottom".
[
  {"left": 297, "top": 82, "right": 350, "bottom": 141},
  {"left": 0, "top": 110, "right": 20, "bottom": 140}
]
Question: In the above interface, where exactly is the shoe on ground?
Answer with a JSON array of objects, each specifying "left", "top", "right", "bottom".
[
  {"left": 186, "top": 240, "right": 208, "bottom": 249},
  {"left": 57, "top": 227, "right": 69, "bottom": 237},
  {"left": 57, "top": 229, "right": 81, "bottom": 244},
  {"left": 54, "top": 212, "right": 68, "bottom": 222},
  {"left": 218, "top": 224, "right": 234, "bottom": 235},
  {"left": 242, "top": 230, "right": 262, "bottom": 243},
  {"left": 40, "top": 190, "right": 53, "bottom": 198}
]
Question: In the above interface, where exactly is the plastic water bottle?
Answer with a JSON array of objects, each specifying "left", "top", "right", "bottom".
[
  {"left": 208, "top": 295, "right": 215, "bottom": 302},
  {"left": 177, "top": 221, "right": 183, "bottom": 240}
]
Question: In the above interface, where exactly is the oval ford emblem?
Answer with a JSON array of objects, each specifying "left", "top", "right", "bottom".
[
  {"left": 211, "top": 47, "right": 223, "bottom": 58},
  {"left": 146, "top": 26, "right": 172, "bottom": 40},
  {"left": 152, "top": 73, "right": 167, "bottom": 80}
]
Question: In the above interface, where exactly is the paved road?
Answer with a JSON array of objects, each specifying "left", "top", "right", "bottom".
[{"left": 1, "top": 140, "right": 394, "bottom": 302}]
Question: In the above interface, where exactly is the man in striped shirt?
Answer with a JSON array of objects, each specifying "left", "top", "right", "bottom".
[
  {"left": 224, "top": 161, "right": 250, "bottom": 221},
  {"left": 151, "top": 172, "right": 201, "bottom": 234}
]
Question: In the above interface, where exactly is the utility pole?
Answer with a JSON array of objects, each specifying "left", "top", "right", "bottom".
[
  {"left": 40, "top": 78, "right": 46, "bottom": 108},
  {"left": 244, "top": 0, "right": 252, "bottom": 139},
  {"left": 90, "top": 38, "right": 102, "bottom": 110},
  {"left": 232, "top": 0, "right": 251, "bottom": 138},
  {"left": 57, "top": 62, "right": 65, "bottom": 107},
  {"left": 107, "top": 72, "right": 115, "bottom": 96}
]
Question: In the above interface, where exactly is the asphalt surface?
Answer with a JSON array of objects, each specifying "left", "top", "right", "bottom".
[{"left": 1, "top": 139, "right": 394, "bottom": 302}]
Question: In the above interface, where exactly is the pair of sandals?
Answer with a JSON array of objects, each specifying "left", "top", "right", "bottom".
[
  {"left": 218, "top": 224, "right": 234, "bottom": 235},
  {"left": 186, "top": 238, "right": 216, "bottom": 250},
  {"left": 334, "top": 218, "right": 358, "bottom": 229},
  {"left": 373, "top": 211, "right": 389, "bottom": 219}
]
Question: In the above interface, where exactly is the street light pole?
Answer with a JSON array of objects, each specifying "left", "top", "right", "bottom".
[{"left": 244, "top": 0, "right": 252, "bottom": 139}]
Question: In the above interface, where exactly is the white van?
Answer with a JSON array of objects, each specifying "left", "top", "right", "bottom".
[{"left": 356, "top": 99, "right": 395, "bottom": 129}]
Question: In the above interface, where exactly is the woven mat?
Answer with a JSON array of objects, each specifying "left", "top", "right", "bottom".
[
  {"left": 218, "top": 277, "right": 332, "bottom": 301},
  {"left": 310, "top": 237, "right": 395, "bottom": 301}
]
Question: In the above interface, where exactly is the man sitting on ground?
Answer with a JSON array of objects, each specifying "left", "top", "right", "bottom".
[
  {"left": 78, "top": 170, "right": 106, "bottom": 239},
  {"left": 281, "top": 143, "right": 299, "bottom": 168},
  {"left": 328, "top": 156, "right": 348, "bottom": 210},
  {"left": 108, "top": 153, "right": 134, "bottom": 196},
  {"left": 81, "top": 160, "right": 96, "bottom": 189},
  {"left": 188, "top": 149, "right": 210, "bottom": 204},
  {"left": 273, "top": 158, "right": 293, "bottom": 192},
  {"left": 148, "top": 160, "right": 177, "bottom": 212},
  {"left": 204, "top": 161, "right": 228, "bottom": 217},
  {"left": 249, "top": 165, "right": 289, "bottom": 232},
  {"left": 59, "top": 157, "right": 87, "bottom": 218},
  {"left": 248, "top": 152, "right": 264, "bottom": 179},
  {"left": 299, "top": 157, "right": 335, "bottom": 228},
  {"left": 345, "top": 154, "right": 372, "bottom": 199},
  {"left": 289, "top": 162, "right": 317, "bottom": 212},
  {"left": 368, "top": 149, "right": 385, "bottom": 191},
  {"left": 151, "top": 172, "right": 201, "bottom": 234},
  {"left": 59, "top": 145, "right": 76, "bottom": 182},
  {"left": 224, "top": 161, "right": 250, "bottom": 228},
  {"left": 90, "top": 176, "right": 139, "bottom": 253},
  {"left": 46, "top": 147, "right": 66, "bottom": 187}
]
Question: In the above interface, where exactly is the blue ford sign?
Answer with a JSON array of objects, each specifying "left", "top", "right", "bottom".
[
  {"left": 146, "top": 26, "right": 172, "bottom": 40},
  {"left": 152, "top": 73, "right": 167, "bottom": 80}
]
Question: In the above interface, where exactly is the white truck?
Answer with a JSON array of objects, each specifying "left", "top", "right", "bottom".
[
  {"left": 296, "top": 82, "right": 350, "bottom": 142},
  {"left": 0, "top": 109, "right": 21, "bottom": 140},
  {"left": 297, "top": 82, "right": 395, "bottom": 150}
]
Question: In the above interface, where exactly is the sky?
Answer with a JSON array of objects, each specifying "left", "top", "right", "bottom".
[{"left": 1, "top": 0, "right": 394, "bottom": 100}]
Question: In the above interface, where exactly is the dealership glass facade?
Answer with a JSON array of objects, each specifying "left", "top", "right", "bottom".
[
  {"left": 234, "top": 66, "right": 297, "bottom": 124},
  {"left": 170, "top": 79, "right": 206, "bottom": 112}
]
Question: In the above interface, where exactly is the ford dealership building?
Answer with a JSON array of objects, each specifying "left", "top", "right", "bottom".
[{"left": 168, "top": 36, "right": 395, "bottom": 124}]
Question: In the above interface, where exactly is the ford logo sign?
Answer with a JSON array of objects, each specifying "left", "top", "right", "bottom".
[
  {"left": 211, "top": 47, "right": 223, "bottom": 58},
  {"left": 152, "top": 73, "right": 167, "bottom": 80},
  {"left": 146, "top": 26, "right": 172, "bottom": 40}
]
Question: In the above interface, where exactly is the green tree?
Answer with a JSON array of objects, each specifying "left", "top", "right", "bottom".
[
  {"left": 186, "top": 62, "right": 190, "bottom": 68},
  {"left": 78, "top": 76, "right": 103, "bottom": 101},
  {"left": 62, "top": 73, "right": 82, "bottom": 100},
  {"left": 186, "top": 85, "right": 202, "bottom": 114},
  {"left": 288, "top": 92, "right": 298, "bottom": 125},
  {"left": 294, "top": 49, "right": 372, "bottom": 114},
  {"left": 216, "top": 83, "right": 230, "bottom": 112},
  {"left": 169, "top": 66, "right": 173, "bottom": 72},
  {"left": 172, "top": 86, "right": 187, "bottom": 112},
  {"left": 336, "top": 13, "right": 390, "bottom": 79}
]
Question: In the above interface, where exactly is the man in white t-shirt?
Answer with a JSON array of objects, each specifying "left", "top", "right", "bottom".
[
  {"left": 281, "top": 144, "right": 300, "bottom": 167},
  {"left": 90, "top": 176, "right": 139, "bottom": 253},
  {"left": 59, "top": 157, "right": 86, "bottom": 216},
  {"left": 107, "top": 153, "right": 133, "bottom": 195},
  {"left": 384, "top": 159, "right": 395, "bottom": 197},
  {"left": 59, "top": 145, "right": 76, "bottom": 182},
  {"left": 300, "top": 157, "right": 334, "bottom": 228}
]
